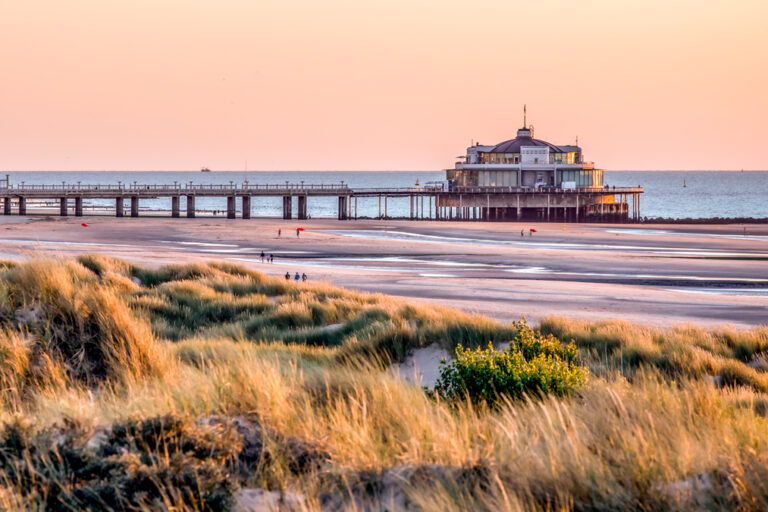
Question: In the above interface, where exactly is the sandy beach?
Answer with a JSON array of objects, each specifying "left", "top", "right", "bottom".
[{"left": 2, "top": 214, "right": 766, "bottom": 328}]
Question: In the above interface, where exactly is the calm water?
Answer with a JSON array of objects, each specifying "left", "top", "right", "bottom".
[{"left": 5, "top": 171, "right": 767, "bottom": 219}]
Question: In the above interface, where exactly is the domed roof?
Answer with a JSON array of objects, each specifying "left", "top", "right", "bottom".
[{"left": 489, "top": 127, "right": 565, "bottom": 154}]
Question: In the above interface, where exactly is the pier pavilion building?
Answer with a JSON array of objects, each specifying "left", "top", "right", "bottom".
[
  {"left": 441, "top": 122, "right": 639, "bottom": 221},
  {"left": 447, "top": 125, "right": 602, "bottom": 190}
]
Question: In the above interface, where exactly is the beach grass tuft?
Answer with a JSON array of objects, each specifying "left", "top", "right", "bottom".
[{"left": 0, "top": 257, "right": 767, "bottom": 509}]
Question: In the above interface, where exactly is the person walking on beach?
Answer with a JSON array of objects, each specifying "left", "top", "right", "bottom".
[
  {"left": 269, "top": 254, "right": 274, "bottom": 263},
  {"left": 284, "top": 272, "right": 290, "bottom": 280},
  {"left": 278, "top": 229, "right": 281, "bottom": 238},
  {"left": 520, "top": 229, "right": 524, "bottom": 238},
  {"left": 260, "top": 250, "right": 265, "bottom": 263},
  {"left": 294, "top": 272, "right": 300, "bottom": 282},
  {"left": 529, "top": 229, "right": 533, "bottom": 237},
  {"left": 296, "top": 228, "right": 300, "bottom": 238},
  {"left": 301, "top": 272, "right": 307, "bottom": 282}
]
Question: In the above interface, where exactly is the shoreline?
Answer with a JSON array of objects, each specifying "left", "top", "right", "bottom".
[
  {"left": 2, "top": 215, "right": 766, "bottom": 328},
  {"left": 7, "top": 206, "right": 768, "bottom": 224}
]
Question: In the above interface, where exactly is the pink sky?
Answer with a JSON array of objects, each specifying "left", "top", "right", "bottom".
[{"left": 1, "top": 0, "right": 766, "bottom": 171}]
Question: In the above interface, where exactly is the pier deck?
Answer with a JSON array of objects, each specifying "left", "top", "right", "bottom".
[{"left": 0, "top": 179, "right": 643, "bottom": 222}]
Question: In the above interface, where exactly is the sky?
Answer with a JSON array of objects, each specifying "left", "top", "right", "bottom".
[{"left": 1, "top": 0, "right": 767, "bottom": 171}]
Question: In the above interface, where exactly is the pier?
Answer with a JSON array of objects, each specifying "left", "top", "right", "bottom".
[{"left": 0, "top": 177, "right": 643, "bottom": 222}]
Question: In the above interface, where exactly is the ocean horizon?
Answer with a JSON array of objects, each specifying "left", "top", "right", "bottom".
[{"left": 4, "top": 170, "right": 767, "bottom": 220}]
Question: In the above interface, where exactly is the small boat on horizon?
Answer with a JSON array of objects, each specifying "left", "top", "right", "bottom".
[{"left": 201, "top": 167, "right": 211, "bottom": 173}]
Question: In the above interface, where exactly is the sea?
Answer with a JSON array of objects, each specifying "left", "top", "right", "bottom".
[{"left": 4, "top": 170, "right": 767, "bottom": 220}]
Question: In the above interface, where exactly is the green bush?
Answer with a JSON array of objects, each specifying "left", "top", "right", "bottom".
[{"left": 433, "top": 321, "right": 587, "bottom": 404}]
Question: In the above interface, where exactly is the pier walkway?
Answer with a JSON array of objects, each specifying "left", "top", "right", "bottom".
[{"left": 0, "top": 178, "right": 643, "bottom": 222}]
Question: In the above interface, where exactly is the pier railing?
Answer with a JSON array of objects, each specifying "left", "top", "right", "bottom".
[
  {"left": 2, "top": 182, "right": 353, "bottom": 195},
  {"left": 0, "top": 181, "right": 642, "bottom": 196}
]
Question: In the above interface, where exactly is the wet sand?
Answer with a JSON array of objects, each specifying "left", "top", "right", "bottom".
[{"left": 2, "top": 215, "right": 767, "bottom": 328}]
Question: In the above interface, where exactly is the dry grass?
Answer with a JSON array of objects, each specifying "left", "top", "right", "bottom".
[
  {"left": 541, "top": 316, "right": 768, "bottom": 392},
  {"left": 0, "top": 257, "right": 767, "bottom": 510}
]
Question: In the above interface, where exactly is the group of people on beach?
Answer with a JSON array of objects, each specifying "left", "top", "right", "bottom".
[
  {"left": 286, "top": 272, "right": 308, "bottom": 283},
  {"left": 260, "top": 243, "right": 307, "bottom": 282},
  {"left": 276, "top": 228, "right": 303, "bottom": 238}
]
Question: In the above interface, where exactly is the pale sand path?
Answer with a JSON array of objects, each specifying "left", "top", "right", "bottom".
[{"left": 1, "top": 215, "right": 766, "bottom": 328}]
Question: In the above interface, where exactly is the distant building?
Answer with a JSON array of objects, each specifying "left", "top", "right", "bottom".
[{"left": 447, "top": 124, "right": 602, "bottom": 191}]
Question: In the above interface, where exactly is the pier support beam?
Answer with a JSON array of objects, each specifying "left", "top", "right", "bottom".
[
  {"left": 130, "top": 196, "right": 139, "bottom": 217},
  {"left": 575, "top": 195, "right": 580, "bottom": 223},
  {"left": 516, "top": 195, "right": 522, "bottom": 220},
  {"left": 115, "top": 198, "right": 123, "bottom": 217},
  {"left": 59, "top": 197, "right": 68, "bottom": 216},
  {"left": 186, "top": 196, "right": 195, "bottom": 218},
  {"left": 171, "top": 196, "right": 180, "bottom": 218},
  {"left": 4, "top": 197, "right": 11, "bottom": 216},
  {"left": 297, "top": 195, "right": 307, "bottom": 220},
  {"left": 282, "top": 196, "right": 292, "bottom": 220},
  {"left": 75, "top": 197, "right": 83, "bottom": 217},
  {"left": 18, "top": 197, "right": 26, "bottom": 216},
  {"left": 242, "top": 196, "right": 251, "bottom": 219},
  {"left": 337, "top": 196, "right": 348, "bottom": 220},
  {"left": 227, "top": 196, "right": 236, "bottom": 219}
]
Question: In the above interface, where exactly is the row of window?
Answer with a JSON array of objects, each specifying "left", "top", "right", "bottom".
[
  {"left": 478, "top": 152, "right": 579, "bottom": 165},
  {"left": 478, "top": 171, "right": 518, "bottom": 187},
  {"left": 560, "top": 170, "right": 603, "bottom": 187}
]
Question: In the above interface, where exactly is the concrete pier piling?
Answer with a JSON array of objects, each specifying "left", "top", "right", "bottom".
[
  {"left": 130, "top": 196, "right": 139, "bottom": 217},
  {"left": 282, "top": 196, "right": 292, "bottom": 220},
  {"left": 171, "top": 196, "right": 180, "bottom": 218},
  {"left": 3, "top": 197, "right": 10, "bottom": 216},
  {"left": 186, "top": 196, "right": 195, "bottom": 218},
  {"left": 59, "top": 197, "right": 67, "bottom": 216},
  {"left": 227, "top": 196, "right": 236, "bottom": 219},
  {"left": 75, "top": 197, "right": 83, "bottom": 216},
  {"left": 242, "top": 196, "right": 251, "bottom": 219},
  {"left": 115, "top": 198, "right": 123, "bottom": 217},
  {"left": 297, "top": 196, "right": 307, "bottom": 220},
  {"left": 337, "top": 196, "right": 348, "bottom": 220}
]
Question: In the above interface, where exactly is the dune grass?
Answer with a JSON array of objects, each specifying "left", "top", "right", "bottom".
[{"left": 0, "top": 256, "right": 767, "bottom": 510}]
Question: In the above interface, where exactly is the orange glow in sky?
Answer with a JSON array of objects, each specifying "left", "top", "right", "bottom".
[{"left": 1, "top": 0, "right": 767, "bottom": 171}]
